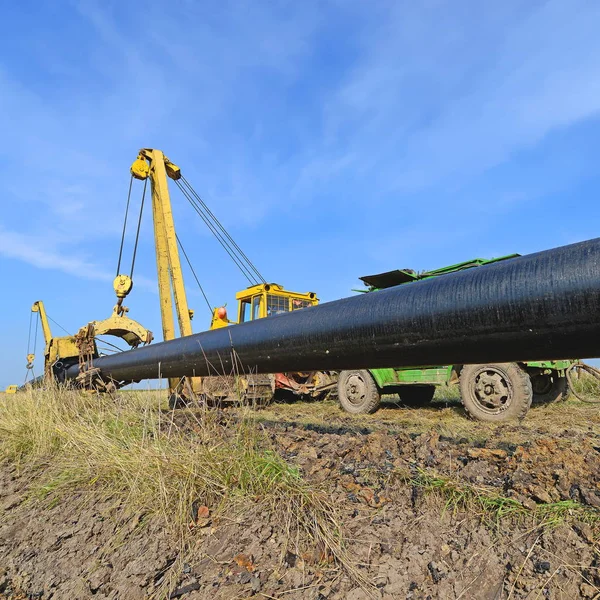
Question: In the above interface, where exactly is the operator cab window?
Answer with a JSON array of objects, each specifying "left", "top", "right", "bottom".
[
  {"left": 291, "top": 298, "right": 312, "bottom": 311},
  {"left": 266, "top": 294, "right": 289, "bottom": 316},
  {"left": 240, "top": 300, "right": 251, "bottom": 323},
  {"left": 252, "top": 295, "right": 262, "bottom": 321}
]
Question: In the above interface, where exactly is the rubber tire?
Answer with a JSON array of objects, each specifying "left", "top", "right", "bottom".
[
  {"left": 459, "top": 363, "right": 532, "bottom": 422},
  {"left": 531, "top": 373, "right": 569, "bottom": 404},
  {"left": 337, "top": 370, "right": 381, "bottom": 414},
  {"left": 168, "top": 394, "right": 189, "bottom": 410},
  {"left": 398, "top": 385, "right": 436, "bottom": 406}
]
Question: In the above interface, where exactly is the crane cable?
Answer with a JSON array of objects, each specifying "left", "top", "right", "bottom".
[
  {"left": 175, "top": 180, "right": 256, "bottom": 285},
  {"left": 176, "top": 233, "right": 213, "bottom": 313},
  {"left": 26, "top": 310, "right": 34, "bottom": 358},
  {"left": 116, "top": 175, "right": 147, "bottom": 280},
  {"left": 95, "top": 337, "right": 126, "bottom": 354},
  {"left": 180, "top": 176, "right": 266, "bottom": 284},
  {"left": 116, "top": 175, "right": 134, "bottom": 276},
  {"left": 121, "top": 161, "right": 266, "bottom": 316},
  {"left": 46, "top": 314, "right": 71, "bottom": 336},
  {"left": 24, "top": 310, "right": 37, "bottom": 382},
  {"left": 129, "top": 178, "right": 148, "bottom": 279},
  {"left": 122, "top": 173, "right": 215, "bottom": 317},
  {"left": 32, "top": 311, "right": 39, "bottom": 356}
]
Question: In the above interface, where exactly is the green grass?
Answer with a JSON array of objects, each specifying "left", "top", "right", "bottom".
[
  {"left": 395, "top": 468, "right": 600, "bottom": 533},
  {"left": 569, "top": 367, "right": 600, "bottom": 403}
]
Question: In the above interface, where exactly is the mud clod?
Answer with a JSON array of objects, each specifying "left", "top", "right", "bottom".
[
  {"left": 427, "top": 561, "right": 446, "bottom": 584},
  {"left": 533, "top": 560, "right": 551, "bottom": 574}
]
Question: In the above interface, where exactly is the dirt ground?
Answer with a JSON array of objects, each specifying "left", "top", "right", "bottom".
[{"left": 1, "top": 394, "right": 599, "bottom": 599}]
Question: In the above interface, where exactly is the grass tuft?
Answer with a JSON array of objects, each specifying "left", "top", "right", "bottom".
[
  {"left": 395, "top": 468, "right": 600, "bottom": 531},
  {"left": 0, "top": 385, "right": 363, "bottom": 594}
]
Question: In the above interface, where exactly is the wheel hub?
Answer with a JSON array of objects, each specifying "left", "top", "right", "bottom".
[
  {"left": 473, "top": 370, "right": 510, "bottom": 411},
  {"left": 346, "top": 374, "right": 367, "bottom": 404}
]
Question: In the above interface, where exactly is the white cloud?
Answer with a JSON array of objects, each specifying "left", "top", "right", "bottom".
[
  {"left": 2, "top": 0, "right": 600, "bottom": 295},
  {"left": 304, "top": 0, "right": 600, "bottom": 193},
  {"left": 0, "top": 226, "right": 157, "bottom": 292},
  {"left": 0, "top": 228, "right": 111, "bottom": 281}
]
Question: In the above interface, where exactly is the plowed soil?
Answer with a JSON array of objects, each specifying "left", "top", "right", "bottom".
[{"left": 1, "top": 395, "right": 599, "bottom": 599}]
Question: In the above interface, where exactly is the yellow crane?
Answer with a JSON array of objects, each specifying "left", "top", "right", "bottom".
[
  {"left": 127, "top": 149, "right": 202, "bottom": 403},
  {"left": 124, "top": 148, "right": 335, "bottom": 405},
  {"left": 8, "top": 148, "right": 333, "bottom": 403},
  {"left": 208, "top": 283, "right": 335, "bottom": 404},
  {"left": 19, "top": 299, "right": 152, "bottom": 390},
  {"left": 29, "top": 300, "right": 79, "bottom": 378}
]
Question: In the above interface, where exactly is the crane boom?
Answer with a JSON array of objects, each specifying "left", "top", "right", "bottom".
[
  {"left": 31, "top": 301, "right": 52, "bottom": 347},
  {"left": 130, "top": 149, "right": 202, "bottom": 399}
]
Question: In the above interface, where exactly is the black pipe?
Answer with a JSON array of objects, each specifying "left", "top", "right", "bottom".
[{"left": 64, "top": 238, "right": 600, "bottom": 383}]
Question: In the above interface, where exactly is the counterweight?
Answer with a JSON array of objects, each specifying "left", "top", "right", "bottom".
[{"left": 63, "top": 238, "right": 600, "bottom": 384}]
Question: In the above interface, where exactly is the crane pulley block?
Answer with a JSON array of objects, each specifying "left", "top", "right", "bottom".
[
  {"left": 130, "top": 150, "right": 181, "bottom": 181},
  {"left": 164, "top": 158, "right": 181, "bottom": 181},
  {"left": 130, "top": 154, "right": 150, "bottom": 180},
  {"left": 113, "top": 275, "right": 133, "bottom": 299}
]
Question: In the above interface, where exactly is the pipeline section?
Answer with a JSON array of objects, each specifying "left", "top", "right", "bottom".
[{"left": 63, "top": 238, "right": 600, "bottom": 383}]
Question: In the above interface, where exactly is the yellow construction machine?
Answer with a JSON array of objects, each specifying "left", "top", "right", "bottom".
[
  {"left": 20, "top": 297, "right": 152, "bottom": 391},
  {"left": 210, "top": 283, "right": 317, "bottom": 328},
  {"left": 11, "top": 147, "right": 335, "bottom": 404},
  {"left": 28, "top": 300, "right": 79, "bottom": 379},
  {"left": 208, "top": 283, "right": 336, "bottom": 402},
  {"left": 126, "top": 148, "right": 336, "bottom": 406}
]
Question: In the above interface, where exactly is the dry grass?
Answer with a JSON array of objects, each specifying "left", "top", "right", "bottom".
[
  {"left": 251, "top": 383, "right": 600, "bottom": 444},
  {"left": 1, "top": 375, "right": 598, "bottom": 597},
  {"left": 0, "top": 385, "right": 359, "bottom": 595}
]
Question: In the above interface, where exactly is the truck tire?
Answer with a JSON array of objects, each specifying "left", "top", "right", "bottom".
[
  {"left": 398, "top": 385, "right": 436, "bottom": 406},
  {"left": 530, "top": 373, "right": 569, "bottom": 404},
  {"left": 337, "top": 370, "right": 381, "bottom": 414},
  {"left": 168, "top": 394, "right": 189, "bottom": 410},
  {"left": 459, "top": 363, "right": 532, "bottom": 422}
]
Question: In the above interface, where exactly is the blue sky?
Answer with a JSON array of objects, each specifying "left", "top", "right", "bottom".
[{"left": 2, "top": 0, "right": 600, "bottom": 387}]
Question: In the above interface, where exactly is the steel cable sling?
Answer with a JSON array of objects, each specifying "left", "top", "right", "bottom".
[
  {"left": 116, "top": 175, "right": 148, "bottom": 281},
  {"left": 180, "top": 176, "right": 266, "bottom": 284},
  {"left": 174, "top": 178, "right": 266, "bottom": 286}
]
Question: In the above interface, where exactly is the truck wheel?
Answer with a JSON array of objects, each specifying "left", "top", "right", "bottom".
[
  {"left": 398, "top": 385, "right": 436, "bottom": 406},
  {"left": 531, "top": 373, "right": 569, "bottom": 404},
  {"left": 168, "top": 393, "right": 189, "bottom": 410},
  {"left": 337, "top": 370, "right": 381, "bottom": 414},
  {"left": 459, "top": 363, "right": 532, "bottom": 422}
]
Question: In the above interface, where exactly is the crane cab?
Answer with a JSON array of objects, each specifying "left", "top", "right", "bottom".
[{"left": 210, "top": 284, "right": 318, "bottom": 329}]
